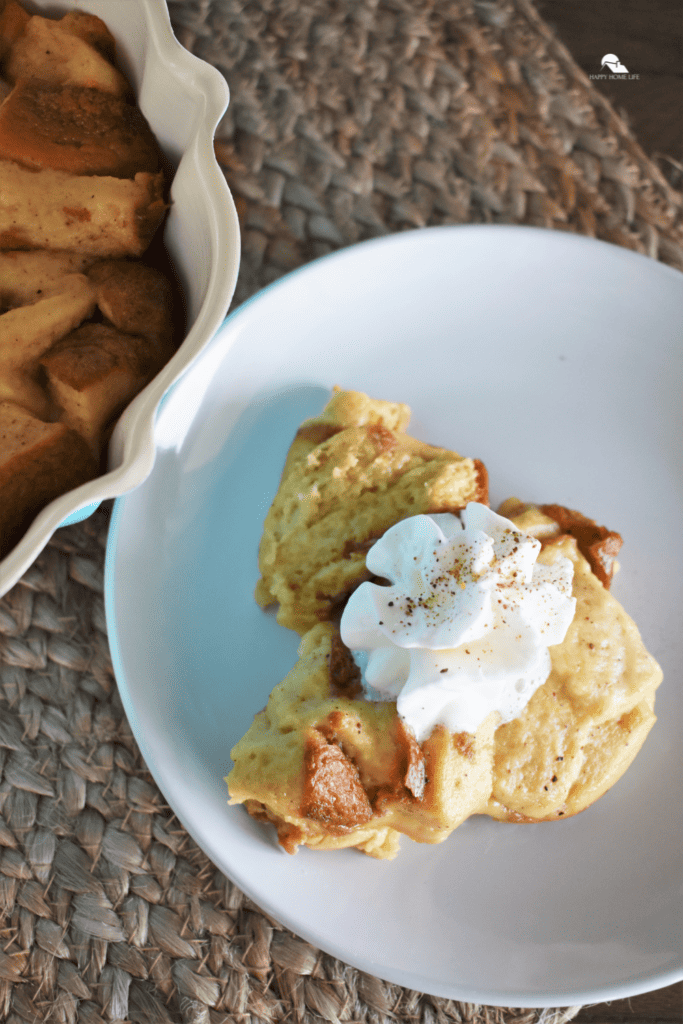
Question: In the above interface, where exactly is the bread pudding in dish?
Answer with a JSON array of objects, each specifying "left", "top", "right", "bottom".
[
  {"left": 0, "top": 1, "right": 176, "bottom": 559},
  {"left": 229, "top": 393, "right": 662, "bottom": 858}
]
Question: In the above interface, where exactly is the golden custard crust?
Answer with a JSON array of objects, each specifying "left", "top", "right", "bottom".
[
  {"left": 255, "top": 388, "right": 488, "bottom": 635},
  {"left": 487, "top": 532, "right": 660, "bottom": 822},
  {"left": 228, "top": 623, "right": 497, "bottom": 859},
  {"left": 229, "top": 520, "right": 662, "bottom": 858}
]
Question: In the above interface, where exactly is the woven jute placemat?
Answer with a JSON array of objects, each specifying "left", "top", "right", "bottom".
[{"left": 1, "top": 1, "right": 681, "bottom": 1021}]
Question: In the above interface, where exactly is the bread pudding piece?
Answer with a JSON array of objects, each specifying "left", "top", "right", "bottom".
[
  {"left": 85, "top": 259, "right": 175, "bottom": 367},
  {"left": 40, "top": 324, "right": 150, "bottom": 458},
  {"left": 486, "top": 520, "right": 660, "bottom": 823},
  {"left": 0, "top": 162, "right": 166, "bottom": 255},
  {"left": 0, "top": 6, "right": 167, "bottom": 255},
  {"left": 0, "top": 251, "right": 93, "bottom": 309},
  {"left": 3, "top": 10, "right": 129, "bottom": 95},
  {"left": 0, "top": 273, "right": 97, "bottom": 418},
  {"left": 37, "top": 260, "right": 175, "bottom": 458},
  {"left": 228, "top": 622, "right": 497, "bottom": 859},
  {"left": 0, "top": 1, "right": 29, "bottom": 62},
  {"left": 0, "top": 80, "right": 161, "bottom": 177},
  {"left": 230, "top": 504, "right": 662, "bottom": 857},
  {"left": 0, "top": 257, "right": 175, "bottom": 546},
  {"left": 255, "top": 388, "right": 488, "bottom": 634},
  {"left": 0, "top": 273, "right": 96, "bottom": 361},
  {"left": 498, "top": 498, "right": 623, "bottom": 589},
  {"left": 0, "top": 400, "right": 97, "bottom": 557},
  {"left": 279, "top": 387, "right": 412, "bottom": 477}
]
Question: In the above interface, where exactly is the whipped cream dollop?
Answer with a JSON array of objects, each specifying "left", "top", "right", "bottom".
[{"left": 340, "top": 503, "right": 576, "bottom": 741}]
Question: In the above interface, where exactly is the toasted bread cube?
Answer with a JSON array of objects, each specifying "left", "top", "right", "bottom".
[
  {"left": 0, "top": 273, "right": 96, "bottom": 366},
  {"left": 5, "top": 13, "right": 129, "bottom": 95},
  {"left": 0, "top": 251, "right": 93, "bottom": 309},
  {"left": 0, "top": 367, "right": 50, "bottom": 419},
  {"left": 41, "top": 322, "right": 149, "bottom": 457},
  {"left": 0, "top": 1, "right": 29, "bottom": 62},
  {"left": 87, "top": 260, "right": 175, "bottom": 370},
  {"left": 0, "top": 81, "right": 161, "bottom": 177},
  {"left": 0, "top": 399, "right": 97, "bottom": 557},
  {"left": 0, "top": 273, "right": 96, "bottom": 418},
  {"left": 55, "top": 11, "right": 117, "bottom": 62},
  {"left": 0, "top": 162, "right": 166, "bottom": 256}
]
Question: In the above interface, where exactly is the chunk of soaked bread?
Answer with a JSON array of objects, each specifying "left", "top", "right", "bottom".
[
  {"left": 230, "top": 508, "right": 662, "bottom": 857},
  {"left": 255, "top": 388, "right": 488, "bottom": 634},
  {"left": 0, "top": 251, "right": 94, "bottom": 309},
  {"left": 4, "top": 11, "right": 129, "bottom": 95},
  {"left": 228, "top": 622, "right": 497, "bottom": 858},
  {"left": 0, "top": 274, "right": 96, "bottom": 364},
  {"left": 0, "top": 400, "right": 97, "bottom": 557},
  {"left": 0, "top": 1, "right": 30, "bottom": 61},
  {"left": 86, "top": 260, "right": 174, "bottom": 366},
  {"left": 37, "top": 261, "right": 174, "bottom": 457},
  {"left": 40, "top": 323, "right": 149, "bottom": 458},
  {"left": 0, "top": 274, "right": 96, "bottom": 418},
  {"left": 0, "top": 162, "right": 166, "bottom": 255},
  {"left": 0, "top": 80, "right": 161, "bottom": 177}
]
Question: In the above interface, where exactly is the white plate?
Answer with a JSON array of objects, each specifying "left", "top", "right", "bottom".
[
  {"left": 105, "top": 225, "right": 683, "bottom": 1009},
  {"left": 0, "top": 0, "right": 240, "bottom": 595}
]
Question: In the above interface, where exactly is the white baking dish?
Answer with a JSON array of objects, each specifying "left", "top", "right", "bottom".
[{"left": 0, "top": 0, "right": 240, "bottom": 595}]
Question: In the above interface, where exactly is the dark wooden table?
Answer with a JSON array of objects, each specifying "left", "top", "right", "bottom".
[
  {"left": 538, "top": 6, "right": 682, "bottom": 1019},
  {"left": 573, "top": 981, "right": 682, "bottom": 1023},
  {"left": 540, "top": 0, "right": 683, "bottom": 164}
]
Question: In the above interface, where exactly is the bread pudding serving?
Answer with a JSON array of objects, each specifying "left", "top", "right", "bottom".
[
  {"left": 255, "top": 387, "right": 488, "bottom": 634},
  {"left": 0, "top": 0, "right": 176, "bottom": 558},
  {"left": 228, "top": 393, "right": 662, "bottom": 858}
]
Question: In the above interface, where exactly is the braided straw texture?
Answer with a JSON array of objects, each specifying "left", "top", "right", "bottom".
[
  {"left": 2, "top": 0, "right": 681, "bottom": 1020},
  {"left": 169, "top": 0, "right": 683, "bottom": 310}
]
